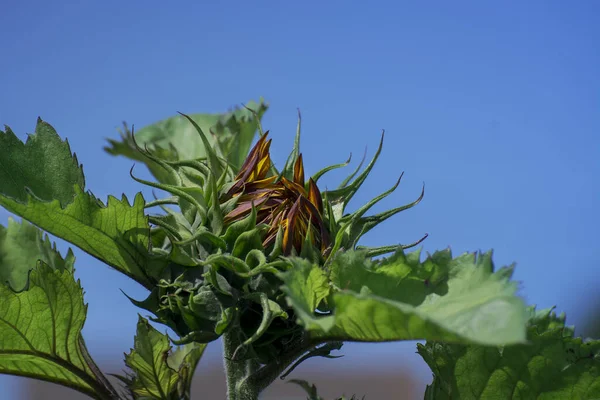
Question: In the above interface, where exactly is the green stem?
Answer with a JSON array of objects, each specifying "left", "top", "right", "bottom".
[
  {"left": 222, "top": 329, "right": 330, "bottom": 399},
  {"left": 222, "top": 330, "right": 260, "bottom": 400},
  {"left": 78, "top": 336, "right": 121, "bottom": 400},
  {"left": 240, "top": 335, "right": 324, "bottom": 393}
]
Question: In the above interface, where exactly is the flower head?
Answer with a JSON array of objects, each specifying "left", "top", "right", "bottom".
[
  {"left": 223, "top": 133, "right": 331, "bottom": 257},
  {"left": 133, "top": 110, "right": 426, "bottom": 355}
]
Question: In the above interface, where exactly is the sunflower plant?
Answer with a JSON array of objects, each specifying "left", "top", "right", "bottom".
[{"left": 0, "top": 100, "right": 598, "bottom": 400}]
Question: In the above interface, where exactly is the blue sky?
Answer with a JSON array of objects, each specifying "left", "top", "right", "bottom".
[{"left": 1, "top": 1, "right": 599, "bottom": 397}]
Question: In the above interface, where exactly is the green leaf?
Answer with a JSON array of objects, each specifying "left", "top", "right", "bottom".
[
  {"left": 289, "top": 379, "right": 320, "bottom": 400},
  {"left": 0, "top": 262, "right": 118, "bottom": 399},
  {"left": 124, "top": 317, "right": 206, "bottom": 400},
  {"left": 167, "top": 342, "right": 207, "bottom": 400},
  {"left": 344, "top": 178, "right": 425, "bottom": 251},
  {"left": 0, "top": 185, "right": 153, "bottom": 289},
  {"left": 288, "top": 380, "right": 364, "bottom": 400},
  {"left": 240, "top": 292, "right": 288, "bottom": 348},
  {"left": 279, "top": 258, "right": 332, "bottom": 332},
  {"left": 0, "top": 217, "right": 75, "bottom": 291},
  {"left": 125, "top": 317, "right": 178, "bottom": 399},
  {"left": 0, "top": 118, "right": 85, "bottom": 206},
  {"left": 281, "top": 341, "right": 343, "bottom": 380},
  {"left": 281, "top": 249, "right": 527, "bottom": 346},
  {"left": 419, "top": 307, "right": 600, "bottom": 400},
  {"left": 0, "top": 119, "right": 156, "bottom": 288},
  {"left": 104, "top": 99, "right": 268, "bottom": 182}
]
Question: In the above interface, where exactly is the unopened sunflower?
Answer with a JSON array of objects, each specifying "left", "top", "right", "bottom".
[
  {"left": 133, "top": 111, "right": 426, "bottom": 354},
  {"left": 222, "top": 133, "right": 331, "bottom": 258}
]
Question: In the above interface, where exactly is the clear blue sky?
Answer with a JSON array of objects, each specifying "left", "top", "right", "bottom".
[{"left": 1, "top": 1, "right": 599, "bottom": 397}]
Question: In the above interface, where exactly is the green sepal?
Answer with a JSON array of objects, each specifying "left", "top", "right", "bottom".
[
  {"left": 337, "top": 173, "right": 403, "bottom": 246},
  {"left": 215, "top": 306, "right": 236, "bottom": 335},
  {"left": 204, "top": 267, "right": 234, "bottom": 296},
  {"left": 221, "top": 205, "right": 258, "bottom": 251},
  {"left": 267, "top": 225, "right": 285, "bottom": 259},
  {"left": 129, "top": 168, "right": 207, "bottom": 222},
  {"left": 232, "top": 226, "right": 267, "bottom": 260},
  {"left": 356, "top": 232, "right": 429, "bottom": 258},
  {"left": 169, "top": 245, "right": 199, "bottom": 267},
  {"left": 203, "top": 253, "right": 251, "bottom": 274},
  {"left": 127, "top": 135, "right": 184, "bottom": 187},
  {"left": 236, "top": 292, "right": 288, "bottom": 354},
  {"left": 219, "top": 193, "right": 242, "bottom": 218},
  {"left": 324, "top": 132, "right": 384, "bottom": 221},
  {"left": 337, "top": 147, "right": 367, "bottom": 189},
  {"left": 124, "top": 289, "right": 189, "bottom": 340},
  {"left": 280, "top": 109, "right": 302, "bottom": 181},
  {"left": 311, "top": 152, "right": 352, "bottom": 185},
  {"left": 175, "top": 295, "right": 207, "bottom": 332},
  {"left": 300, "top": 227, "right": 321, "bottom": 264},
  {"left": 179, "top": 113, "right": 224, "bottom": 182},
  {"left": 349, "top": 183, "right": 425, "bottom": 251},
  {"left": 204, "top": 159, "right": 224, "bottom": 236},
  {"left": 245, "top": 248, "right": 267, "bottom": 270},
  {"left": 173, "top": 226, "right": 227, "bottom": 252},
  {"left": 178, "top": 188, "right": 208, "bottom": 225},
  {"left": 124, "top": 274, "right": 231, "bottom": 344}
]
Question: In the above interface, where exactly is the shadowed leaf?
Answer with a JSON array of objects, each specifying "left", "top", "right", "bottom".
[
  {"left": 0, "top": 217, "right": 74, "bottom": 291},
  {"left": 105, "top": 99, "right": 268, "bottom": 183}
]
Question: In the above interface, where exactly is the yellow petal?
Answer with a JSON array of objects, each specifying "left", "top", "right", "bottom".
[{"left": 293, "top": 154, "right": 305, "bottom": 186}]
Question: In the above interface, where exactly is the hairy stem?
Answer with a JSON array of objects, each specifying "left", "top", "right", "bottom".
[
  {"left": 222, "top": 330, "right": 261, "bottom": 400},
  {"left": 223, "top": 328, "right": 333, "bottom": 399},
  {"left": 239, "top": 334, "right": 329, "bottom": 395},
  {"left": 78, "top": 337, "right": 121, "bottom": 400}
]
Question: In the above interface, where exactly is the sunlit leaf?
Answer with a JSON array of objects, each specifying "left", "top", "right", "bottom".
[
  {"left": 123, "top": 317, "right": 207, "bottom": 400},
  {"left": 167, "top": 342, "right": 207, "bottom": 400},
  {"left": 0, "top": 118, "right": 84, "bottom": 206},
  {"left": 279, "top": 258, "right": 332, "bottom": 332},
  {"left": 0, "top": 262, "right": 118, "bottom": 399},
  {"left": 0, "top": 119, "right": 156, "bottom": 288},
  {"left": 419, "top": 307, "right": 600, "bottom": 399},
  {"left": 104, "top": 99, "right": 268, "bottom": 183},
  {"left": 281, "top": 249, "right": 527, "bottom": 346},
  {"left": 0, "top": 185, "right": 153, "bottom": 288}
]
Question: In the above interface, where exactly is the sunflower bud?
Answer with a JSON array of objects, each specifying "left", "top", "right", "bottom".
[
  {"left": 222, "top": 133, "right": 330, "bottom": 259},
  {"left": 133, "top": 110, "right": 426, "bottom": 360}
]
